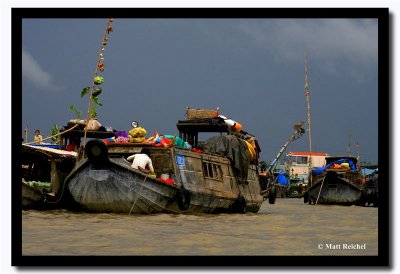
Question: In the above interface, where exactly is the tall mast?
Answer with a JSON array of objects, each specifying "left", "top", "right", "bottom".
[
  {"left": 348, "top": 126, "right": 352, "bottom": 154},
  {"left": 24, "top": 125, "right": 28, "bottom": 143},
  {"left": 304, "top": 52, "right": 313, "bottom": 183},
  {"left": 356, "top": 139, "right": 360, "bottom": 162}
]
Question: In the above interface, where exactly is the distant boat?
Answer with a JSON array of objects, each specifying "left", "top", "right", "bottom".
[
  {"left": 286, "top": 151, "right": 329, "bottom": 184},
  {"left": 21, "top": 144, "right": 77, "bottom": 209},
  {"left": 273, "top": 170, "right": 290, "bottom": 198},
  {"left": 363, "top": 167, "right": 379, "bottom": 207},
  {"left": 304, "top": 155, "right": 373, "bottom": 206},
  {"left": 63, "top": 114, "right": 276, "bottom": 214}
]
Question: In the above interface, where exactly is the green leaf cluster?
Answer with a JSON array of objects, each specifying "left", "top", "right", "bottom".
[
  {"left": 51, "top": 124, "right": 62, "bottom": 144},
  {"left": 69, "top": 105, "right": 82, "bottom": 119}
]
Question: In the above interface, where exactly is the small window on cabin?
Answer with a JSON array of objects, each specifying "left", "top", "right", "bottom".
[
  {"left": 202, "top": 162, "right": 209, "bottom": 177},
  {"left": 202, "top": 162, "right": 222, "bottom": 180},
  {"left": 212, "top": 164, "right": 223, "bottom": 179},
  {"left": 300, "top": 156, "right": 308, "bottom": 164},
  {"left": 212, "top": 164, "right": 219, "bottom": 179},
  {"left": 208, "top": 163, "right": 213, "bottom": 178},
  {"left": 218, "top": 165, "right": 223, "bottom": 178}
]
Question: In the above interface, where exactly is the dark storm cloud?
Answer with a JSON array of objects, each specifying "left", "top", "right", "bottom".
[
  {"left": 21, "top": 18, "right": 379, "bottom": 163},
  {"left": 236, "top": 19, "right": 378, "bottom": 78}
]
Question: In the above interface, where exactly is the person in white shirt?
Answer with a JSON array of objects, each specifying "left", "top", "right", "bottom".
[
  {"left": 127, "top": 153, "right": 154, "bottom": 173},
  {"left": 34, "top": 129, "right": 43, "bottom": 144}
]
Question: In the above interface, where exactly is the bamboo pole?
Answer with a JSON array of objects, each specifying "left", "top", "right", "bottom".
[
  {"left": 304, "top": 52, "right": 313, "bottom": 185},
  {"left": 83, "top": 19, "right": 114, "bottom": 146}
]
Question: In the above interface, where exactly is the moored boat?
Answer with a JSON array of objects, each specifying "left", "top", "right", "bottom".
[
  {"left": 64, "top": 116, "right": 274, "bottom": 214},
  {"left": 304, "top": 155, "right": 367, "bottom": 205},
  {"left": 21, "top": 144, "right": 77, "bottom": 209}
]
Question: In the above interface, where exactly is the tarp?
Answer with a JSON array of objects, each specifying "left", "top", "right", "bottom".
[
  {"left": 361, "top": 168, "right": 378, "bottom": 176},
  {"left": 312, "top": 158, "right": 357, "bottom": 176},
  {"left": 199, "top": 135, "right": 250, "bottom": 184},
  {"left": 275, "top": 172, "right": 289, "bottom": 186}
]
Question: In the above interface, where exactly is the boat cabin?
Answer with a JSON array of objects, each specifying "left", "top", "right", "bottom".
[
  {"left": 176, "top": 117, "right": 249, "bottom": 147},
  {"left": 286, "top": 151, "right": 328, "bottom": 183}
]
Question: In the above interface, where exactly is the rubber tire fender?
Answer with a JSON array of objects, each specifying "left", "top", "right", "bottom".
[
  {"left": 85, "top": 139, "right": 109, "bottom": 166},
  {"left": 176, "top": 187, "right": 190, "bottom": 211},
  {"left": 268, "top": 185, "right": 276, "bottom": 204}
]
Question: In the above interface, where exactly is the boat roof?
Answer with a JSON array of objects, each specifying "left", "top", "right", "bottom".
[
  {"left": 176, "top": 117, "right": 252, "bottom": 138},
  {"left": 60, "top": 128, "right": 115, "bottom": 140},
  {"left": 288, "top": 151, "right": 328, "bottom": 157},
  {"left": 22, "top": 144, "right": 78, "bottom": 158}
]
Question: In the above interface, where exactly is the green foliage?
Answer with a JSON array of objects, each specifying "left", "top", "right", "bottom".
[
  {"left": 81, "top": 87, "right": 90, "bottom": 98},
  {"left": 92, "top": 96, "right": 103, "bottom": 107},
  {"left": 69, "top": 105, "right": 82, "bottom": 119},
  {"left": 90, "top": 106, "right": 97, "bottom": 118},
  {"left": 71, "top": 72, "right": 105, "bottom": 119},
  {"left": 50, "top": 124, "right": 62, "bottom": 144},
  {"left": 92, "top": 88, "right": 102, "bottom": 97},
  {"left": 93, "top": 76, "right": 104, "bottom": 85}
]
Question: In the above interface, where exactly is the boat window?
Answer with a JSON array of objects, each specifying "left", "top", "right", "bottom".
[
  {"left": 213, "top": 164, "right": 223, "bottom": 179},
  {"left": 202, "top": 162, "right": 209, "bottom": 177},
  {"left": 202, "top": 161, "right": 222, "bottom": 180},
  {"left": 290, "top": 156, "right": 308, "bottom": 165},
  {"left": 208, "top": 163, "right": 214, "bottom": 178}
]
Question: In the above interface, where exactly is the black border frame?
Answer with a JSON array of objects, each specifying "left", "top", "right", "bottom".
[{"left": 12, "top": 7, "right": 390, "bottom": 268}]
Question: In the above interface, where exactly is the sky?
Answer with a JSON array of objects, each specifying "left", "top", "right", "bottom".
[{"left": 21, "top": 16, "right": 379, "bottom": 164}]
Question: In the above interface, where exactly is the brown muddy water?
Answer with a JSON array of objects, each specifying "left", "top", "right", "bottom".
[{"left": 22, "top": 198, "right": 378, "bottom": 256}]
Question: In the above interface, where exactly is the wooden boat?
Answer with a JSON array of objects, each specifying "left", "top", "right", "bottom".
[
  {"left": 64, "top": 117, "right": 275, "bottom": 214},
  {"left": 21, "top": 144, "right": 77, "bottom": 209},
  {"left": 304, "top": 155, "right": 366, "bottom": 205}
]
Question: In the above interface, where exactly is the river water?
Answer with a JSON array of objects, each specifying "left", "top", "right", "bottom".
[{"left": 21, "top": 198, "right": 378, "bottom": 257}]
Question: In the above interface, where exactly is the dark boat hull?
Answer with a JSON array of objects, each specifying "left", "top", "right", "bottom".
[
  {"left": 66, "top": 158, "right": 179, "bottom": 214},
  {"left": 305, "top": 172, "right": 363, "bottom": 205},
  {"left": 65, "top": 157, "right": 262, "bottom": 214}
]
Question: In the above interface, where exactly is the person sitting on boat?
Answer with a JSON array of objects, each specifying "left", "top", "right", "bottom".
[
  {"left": 34, "top": 129, "right": 43, "bottom": 144},
  {"left": 127, "top": 153, "right": 154, "bottom": 173}
]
